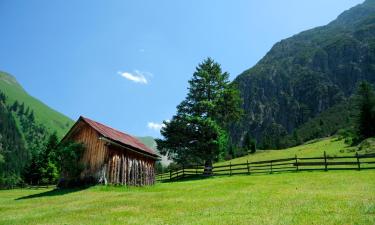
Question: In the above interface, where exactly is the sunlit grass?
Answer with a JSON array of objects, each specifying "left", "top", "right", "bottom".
[
  {"left": 0, "top": 170, "right": 374, "bottom": 225},
  {"left": 216, "top": 137, "right": 369, "bottom": 166}
]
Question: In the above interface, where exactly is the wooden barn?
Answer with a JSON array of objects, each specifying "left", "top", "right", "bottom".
[{"left": 61, "top": 116, "right": 159, "bottom": 186}]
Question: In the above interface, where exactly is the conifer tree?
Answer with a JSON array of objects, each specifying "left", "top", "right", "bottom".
[
  {"left": 356, "top": 81, "right": 375, "bottom": 139},
  {"left": 157, "top": 58, "right": 242, "bottom": 171},
  {"left": 243, "top": 132, "right": 256, "bottom": 154}
]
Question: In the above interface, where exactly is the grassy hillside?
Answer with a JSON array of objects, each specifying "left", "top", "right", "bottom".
[
  {"left": 217, "top": 136, "right": 375, "bottom": 166},
  {"left": 1, "top": 137, "right": 374, "bottom": 224},
  {"left": 137, "top": 136, "right": 171, "bottom": 166},
  {"left": 0, "top": 170, "right": 374, "bottom": 225},
  {"left": 136, "top": 136, "right": 157, "bottom": 149},
  {"left": 0, "top": 71, "right": 73, "bottom": 137}
]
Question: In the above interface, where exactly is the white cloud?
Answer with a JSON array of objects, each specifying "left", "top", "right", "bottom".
[
  {"left": 147, "top": 122, "right": 165, "bottom": 131},
  {"left": 118, "top": 70, "right": 149, "bottom": 84}
]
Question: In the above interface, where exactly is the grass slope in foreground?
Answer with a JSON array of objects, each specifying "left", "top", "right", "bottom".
[
  {"left": 0, "top": 171, "right": 374, "bottom": 225},
  {"left": 0, "top": 71, "right": 73, "bottom": 137}
]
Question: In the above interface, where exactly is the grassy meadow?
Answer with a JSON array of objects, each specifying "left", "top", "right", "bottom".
[
  {"left": 0, "top": 170, "right": 374, "bottom": 225},
  {"left": 1, "top": 137, "right": 374, "bottom": 225},
  {"left": 216, "top": 137, "right": 375, "bottom": 166}
]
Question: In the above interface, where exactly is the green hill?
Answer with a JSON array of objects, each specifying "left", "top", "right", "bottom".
[
  {"left": 216, "top": 136, "right": 375, "bottom": 166},
  {"left": 137, "top": 136, "right": 171, "bottom": 165},
  {"left": 136, "top": 136, "right": 157, "bottom": 150},
  {"left": 231, "top": 0, "right": 375, "bottom": 149},
  {"left": 1, "top": 171, "right": 374, "bottom": 224},
  {"left": 0, "top": 71, "right": 73, "bottom": 138}
]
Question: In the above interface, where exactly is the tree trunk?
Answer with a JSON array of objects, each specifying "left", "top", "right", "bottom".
[{"left": 204, "top": 160, "right": 213, "bottom": 176}]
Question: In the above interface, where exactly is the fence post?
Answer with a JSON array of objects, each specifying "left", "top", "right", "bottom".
[
  {"left": 270, "top": 161, "right": 273, "bottom": 174},
  {"left": 324, "top": 151, "right": 328, "bottom": 171},
  {"left": 230, "top": 162, "right": 232, "bottom": 176},
  {"left": 196, "top": 164, "right": 198, "bottom": 175},
  {"left": 356, "top": 152, "right": 361, "bottom": 171},
  {"left": 247, "top": 160, "right": 250, "bottom": 175},
  {"left": 170, "top": 170, "right": 172, "bottom": 181},
  {"left": 295, "top": 154, "right": 299, "bottom": 172},
  {"left": 182, "top": 164, "right": 185, "bottom": 178}
]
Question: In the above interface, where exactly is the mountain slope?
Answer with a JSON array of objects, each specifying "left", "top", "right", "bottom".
[
  {"left": 0, "top": 93, "right": 29, "bottom": 186},
  {"left": 232, "top": 0, "right": 375, "bottom": 149},
  {"left": 0, "top": 71, "right": 73, "bottom": 137},
  {"left": 137, "top": 136, "right": 171, "bottom": 165}
]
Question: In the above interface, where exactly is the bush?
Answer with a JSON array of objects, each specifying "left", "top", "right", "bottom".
[
  {"left": 57, "top": 142, "right": 85, "bottom": 181},
  {"left": 0, "top": 173, "right": 22, "bottom": 189}
]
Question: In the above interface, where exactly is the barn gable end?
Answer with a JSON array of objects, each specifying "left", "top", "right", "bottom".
[{"left": 61, "top": 116, "right": 158, "bottom": 186}]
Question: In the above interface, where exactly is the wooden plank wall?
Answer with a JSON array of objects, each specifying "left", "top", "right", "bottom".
[
  {"left": 67, "top": 121, "right": 155, "bottom": 186},
  {"left": 106, "top": 147, "right": 155, "bottom": 186},
  {"left": 70, "top": 122, "right": 108, "bottom": 179}
]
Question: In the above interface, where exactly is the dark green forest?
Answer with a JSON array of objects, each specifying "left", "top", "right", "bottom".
[
  {"left": 0, "top": 91, "right": 81, "bottom": 188},
  {"left": 231, "top": 0, "right": 375, "bottom": 149}
]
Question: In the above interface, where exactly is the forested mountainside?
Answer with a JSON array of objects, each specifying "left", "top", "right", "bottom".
[
  {"left": 0, "top": 72, "right": 73, "bottom": 138},
  {"left": 232, "top": 0, "right": 375, "bottom": 149},
  {"left": 0, "top": 92, "right": 28, "bottom": 184},
  {"left": 0, "top": 72, "right": 74, "bottom": 185},
  {"left": 0, "top": 90, "right": 45, "bottom": 185}
]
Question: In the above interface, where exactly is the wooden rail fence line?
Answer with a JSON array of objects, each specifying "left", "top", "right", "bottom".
[{"left": 155, "top": 152, "right": 375, "bottom": 182}]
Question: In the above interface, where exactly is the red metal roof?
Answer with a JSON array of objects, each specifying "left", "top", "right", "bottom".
[{"left": 80, "top": 116, "right": 158, "bottom": 157}]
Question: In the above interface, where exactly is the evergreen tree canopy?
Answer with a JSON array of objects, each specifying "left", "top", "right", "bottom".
[
  {"left": 243, "top": 132, "right": 256, "bottom": 154},
  {"left": 356, "top": 81, "right": 375, "bottom": 139},
  {"left": 156, "top": 58, "right": 242, "bottom": 166}
]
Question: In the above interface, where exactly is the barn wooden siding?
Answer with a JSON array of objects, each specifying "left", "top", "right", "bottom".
[
  {"left": 66, "top": 121, "right": 156, "bottom": 186},
  {"left": 70, "top": 122, "right": 107, "bottom": 179},
  {"left": 106, "top": 148, "right": 155, "bottom": 186}
]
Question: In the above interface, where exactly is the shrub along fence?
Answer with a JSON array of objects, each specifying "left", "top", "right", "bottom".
[{"left": 156, "top": 152, "right": 375, "bottom": 182}]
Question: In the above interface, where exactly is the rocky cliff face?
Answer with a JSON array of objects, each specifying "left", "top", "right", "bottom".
[{"left": 232, "top": 0, "right": 375, "bottom": 149}]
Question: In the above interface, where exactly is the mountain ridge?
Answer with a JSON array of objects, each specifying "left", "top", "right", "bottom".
[
  {"left": 231, "top": 0, "right": 375, "bottom": 149},
  {"left": 0, "top": 71, "right": 73, "bottom": 137}
]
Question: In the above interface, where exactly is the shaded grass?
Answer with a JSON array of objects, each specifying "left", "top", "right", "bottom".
[
  {"left": 0, "top": 170, "right": 374, "bottom": 225},
  {"left": 15, "top": 187, "right": 90, "bottom": 200}
]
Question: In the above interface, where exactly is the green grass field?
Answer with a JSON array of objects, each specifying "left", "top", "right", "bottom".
[
  {"left": 0, "top": 171, "right": 374, "bottom": 225},
  {"left": 216, "top": 137, "right": 375, "bottom": 166},
  {"left": 1, "top": 138, "right": 374, "bottom": 225}
]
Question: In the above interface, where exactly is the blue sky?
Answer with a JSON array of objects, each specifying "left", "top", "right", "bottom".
[{"left": 0, "top": 0, "right": 364, "bottom": 137}]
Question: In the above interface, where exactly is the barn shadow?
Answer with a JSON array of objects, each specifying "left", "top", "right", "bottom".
[{"left": 15, "top": 186, "right": 91, "bottom": 200}]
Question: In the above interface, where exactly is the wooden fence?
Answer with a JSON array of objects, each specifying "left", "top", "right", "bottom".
[{"left": 156, "top": 152, "right": 375, "bottom": 182}]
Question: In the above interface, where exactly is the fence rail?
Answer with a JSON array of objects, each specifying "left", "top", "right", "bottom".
[{"left": 156, "top": 152, "right": 375, "bottom": 182}]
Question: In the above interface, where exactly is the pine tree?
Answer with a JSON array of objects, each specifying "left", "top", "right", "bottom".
[
  {"left": 23, "top": 132, "right": 60, "bottom": 185},
  {"left": 18, "top": 102, "right": 25, "bottom": 116},
  {"left": 39, "top": 133, "right": 59, "bottom": 184},
  {"left": 25, "top": 107, "right": 30, "bottom": 116},
  {"left": 10, "top": 100, "right": 19, "bottom": 111},
  {"left": 0, "top": 93, "right": 6, "bottom": 102},
  {"left": 243, "top": 132, "right": 256, "bottom": 154},
  {"left": 0, "top": 135, "right": 4, "bottom": 166},
  {"left": 157, "top": 58, "right": 242, "bottom": 171},
  {"left": 43, "top": 133, "right": 59, "bottom": 164},
  {"left": 28, "top": 110, "right": 35, "bottom": 122},
  {"left": 356, "top": 81, "right": 375, "bottom": 139}
]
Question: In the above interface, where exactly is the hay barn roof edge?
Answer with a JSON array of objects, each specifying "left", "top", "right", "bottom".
[{"left": 63, "top": 116, "right": 159, "bottom": 158}]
